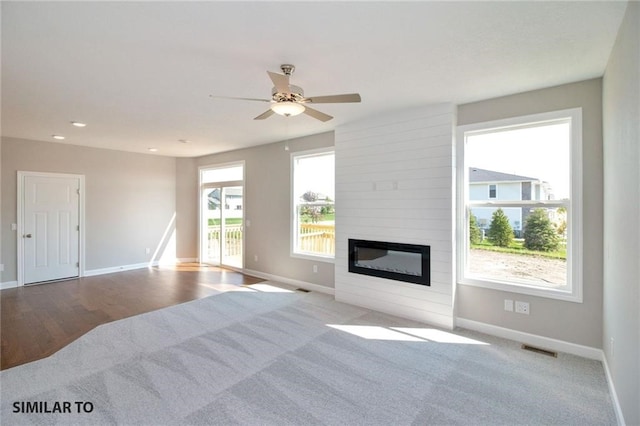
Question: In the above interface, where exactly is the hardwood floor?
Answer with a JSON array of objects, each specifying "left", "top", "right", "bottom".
[{"left": 0, "top": 264, "right": 263, "bottom": 370}]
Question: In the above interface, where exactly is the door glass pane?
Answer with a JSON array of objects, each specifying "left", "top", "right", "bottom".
[
  {"left": 204, "top": 188, "right": 221, "bottom": 264},
  {"left": 221, "top": 186, "right": 243, "bottom": 268}
]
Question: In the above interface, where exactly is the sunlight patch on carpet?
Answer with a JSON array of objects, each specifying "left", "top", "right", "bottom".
[
  {"left": 327, "top": 325, "right": 425, "bottom": 342},
  {"left": 327, "top": 324, "right": 489, "bottom": 345},
  {"left": 248, "top": 283, "right": 295, "bottom": 293},
  {"left": 391, "top": 327, "right": 489, "bottom": 345}
]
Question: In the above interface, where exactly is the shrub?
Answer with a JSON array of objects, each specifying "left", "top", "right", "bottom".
[
  {"left": 469, "top": 213, "right": 482, "bottom": 244},
  {"left": 524, "top": 209, "right": 560, "bottom": 251},
  {"left": 487, "top": 208, "right": 514, "bottom": 247}
]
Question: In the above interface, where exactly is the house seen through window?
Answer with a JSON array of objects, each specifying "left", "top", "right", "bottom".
[
  {"left": 457, "top": 109, "right": 582, "bottom": 302},
  {"left": 291, "top": 149, "right": 335, "bottom": 259}
]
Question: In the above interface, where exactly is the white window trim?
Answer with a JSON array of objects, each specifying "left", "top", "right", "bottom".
[
  {"left": 290, "top": 147, "right": 335, "bottom": 263},
  {"left": 456, "top": 108, "right": 583, "bottom": 303}
]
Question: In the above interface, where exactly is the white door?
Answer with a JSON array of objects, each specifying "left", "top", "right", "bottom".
[{"left": 22, "top": 174, "right": 80, "bottom": 284}]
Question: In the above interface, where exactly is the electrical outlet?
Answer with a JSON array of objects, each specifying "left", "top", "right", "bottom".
[
  {"left": 11, "top": 223, "right": 17, "bottom": 231},
  {"left": 145, "top": 248, "right": 151, "bottom": 254},
  {"left": 0, "top": 264, "right": 4, "bottom": 272},
  {"left": 313, "top": 265, "right": 318, "bottom": 273},
  {"left": 504, "top": 299, "right": 514, "bottom": 312},
  {"left": 254, "top": 255, "right": 258, "bottom": 262},
  {"left": 515, "top": 301, "right": 530, "bottom": 315}
]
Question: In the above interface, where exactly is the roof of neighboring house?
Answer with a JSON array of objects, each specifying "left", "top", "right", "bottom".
[
  {"left": 208, "top": 188, "right": 243, "bottom": 199},
  {"left": 469, "top": 167, "right": 539, "bottom": 183}
]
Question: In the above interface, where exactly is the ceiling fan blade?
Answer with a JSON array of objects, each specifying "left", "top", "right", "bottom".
[
  {"left": 254, "top": 109, "right": 275, "bottom": 120},
  {"left": 305, "top": 93, "right": 361, "bottom": 104},
  {"left": 303, "top": 106, "right": 333, "bottom": 122},
  {"left": 210, "top": 95, "right": 271, "bottom": 102},
  {"left": 267, "top": 71, "right": 290, "bottom": 94}
]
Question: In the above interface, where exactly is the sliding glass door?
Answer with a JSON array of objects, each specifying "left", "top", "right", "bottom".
[{"left": 200, "top": 164, "right": 244, "bottom": 269}]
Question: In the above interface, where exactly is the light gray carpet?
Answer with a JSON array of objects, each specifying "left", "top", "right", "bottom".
[{"left": 1, "top": 282, "right": 616, "bottom": 425}]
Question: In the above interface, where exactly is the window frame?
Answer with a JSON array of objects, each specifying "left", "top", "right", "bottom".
[
  {"left": 456, "top": 108, "right": 583, "bottom": 302},
  {"left": 290, "top": 148, "right": 335, "bottom": 263}
]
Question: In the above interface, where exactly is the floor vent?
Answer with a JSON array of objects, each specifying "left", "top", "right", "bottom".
[
  {"left": 521, "top": 344, "right": 557, "bottom": 358},
  {"left": 296, "top": 288, "right": 310, "bottom": 293}
]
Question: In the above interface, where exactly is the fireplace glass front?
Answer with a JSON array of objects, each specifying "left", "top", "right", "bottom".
[{"left": 348, "top": 239, "right": 430, "bottom": 286}]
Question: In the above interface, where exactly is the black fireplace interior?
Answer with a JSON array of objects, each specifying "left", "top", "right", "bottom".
[{"left": 348, "top": 239, "right": 430, "bottom": 286}]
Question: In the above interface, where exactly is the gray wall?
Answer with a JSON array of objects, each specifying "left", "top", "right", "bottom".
[
  {"left": 176, "top": 132, "right": 335, "bottom": 289},
  {"left": 456, "top": 79, "right": 604, "bottom": 348},
  {"left": 1, "top": 137, "right": 176, "bottom": 281},
  {"left": 602, "top": 2, "right": 640, "bottom": 424},
  {"left": 0, "top": 138, "right": 3, "bottom": 282},
  {"left": 176, "top": 157, "right": 198, "bottom": 261}
]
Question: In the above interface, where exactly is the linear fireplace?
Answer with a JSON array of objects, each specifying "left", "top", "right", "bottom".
[{"left": 348, "top": 239, "right": 430, "bottom": 286}]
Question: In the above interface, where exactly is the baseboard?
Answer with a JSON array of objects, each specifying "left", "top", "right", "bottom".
[
  {"left": 456, "top": 317, "right": 602, "bottom": 360},
  {"left": 1, "top": 281, "right": 18, "bottom": 290},
  {"left": 242, "top": 268, "right": 335, "bottom": 296},
  {"left": 602, "top": 354, "right": 626, "bottom": 426},
  {"left": 84, "top": 262, "right": 158, "bottom": 277},
  {"left": 176, "top": 258, "right": 198, "bottom": 263},
  {"left": 3, "top": 259, "right": 198, "bottom": 286}
]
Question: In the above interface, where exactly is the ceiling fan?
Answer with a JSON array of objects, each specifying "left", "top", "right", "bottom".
[{"left": 210, "top": 64, "right": 361, "bottom": 122}]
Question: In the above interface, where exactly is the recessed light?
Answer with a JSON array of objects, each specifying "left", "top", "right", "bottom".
[
  {"left": 52, "top": 135, "right": 65, "bottom": 140},
  {"left": 148, "top": 148, "right": 158, "bottom": 152},
  {"left": 70, "top": 121, "right": 87, "bottom": 127}
]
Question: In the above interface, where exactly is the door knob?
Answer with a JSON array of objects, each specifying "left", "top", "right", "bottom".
[{"left": 24, "top": 234, "right": 32, "bottom": 238}]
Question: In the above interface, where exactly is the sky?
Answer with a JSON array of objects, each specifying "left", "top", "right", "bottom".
[
  {"left": 466, "top": 121, "right": 571, "bottom": 199},
  {"left": 294, "top": 152, "right": 335, "bottom": 199}
]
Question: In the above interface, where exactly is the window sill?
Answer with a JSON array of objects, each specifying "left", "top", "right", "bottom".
[
  {"left": 290, "top": 252, "right": 335, "bottom": 264},
  {"left": 458, "top": 276, "right": 582, "bottom": 303}
]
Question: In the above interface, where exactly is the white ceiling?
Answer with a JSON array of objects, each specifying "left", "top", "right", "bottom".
[{"left": 1, "top": 1, "right": 628, "bottom": 157}]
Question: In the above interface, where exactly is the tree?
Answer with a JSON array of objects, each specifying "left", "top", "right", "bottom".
[
  {"left": 301, "top": 191, "right": 318, "bottom": 202},
  {"left": 300, "top": 191, "right": 321, "bottom": 223},
  {"left": 469, "top": 213, "right": 482, "bottom": 244},
  {"left": 524, "top": 209, "right": 560, "bottom": 252},
  {"left": 487, "top": 208, "right": 513, "bottom": 247}
]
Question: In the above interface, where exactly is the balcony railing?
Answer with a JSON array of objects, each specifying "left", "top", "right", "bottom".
[
  {"left": 208, "top": 223, "right": 335, "bottom": 259},
  {"left": 208, "top": 224, "right": 242, "bottom": 258},
  {"left": 298, "top": 223, "right": 335, "bottom": 256}
]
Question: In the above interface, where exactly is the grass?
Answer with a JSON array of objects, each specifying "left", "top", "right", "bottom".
[
  {"left": 208, "top": 218, "right": 243, "bottom": 226},
  {"left": 301, "top": 213, "right": 335, "bottom": 223},
  {"left": 471, "top": 239, "right": 566, "bottom": 260}
]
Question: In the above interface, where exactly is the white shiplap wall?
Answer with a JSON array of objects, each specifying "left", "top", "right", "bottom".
[{"left": 334, "top": 104, "right": 456, "bottom": 329}]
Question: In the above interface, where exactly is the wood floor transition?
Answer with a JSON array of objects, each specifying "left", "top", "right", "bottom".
[{"left": 0, "top": 264, "right": 263, "bottom": 370}]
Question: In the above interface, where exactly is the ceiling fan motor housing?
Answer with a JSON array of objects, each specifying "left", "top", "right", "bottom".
[
  {"left": 280, "top": 64, "right": 295, "bottom": 75},
  {"left": 271, "top": 84, "right": 305, "bottom": 102}
]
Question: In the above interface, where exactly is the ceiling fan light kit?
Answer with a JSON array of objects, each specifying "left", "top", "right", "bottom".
[
  {"left": 211, "top": 64, "right": 361, "bottom": 122},
  {"left": 271, "top": 101, "right": 305, "bottom": 117}
]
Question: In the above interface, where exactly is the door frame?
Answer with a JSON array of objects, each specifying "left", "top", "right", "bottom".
[{"left": 17, "top": 171, "right": 86, "bottom": 286}]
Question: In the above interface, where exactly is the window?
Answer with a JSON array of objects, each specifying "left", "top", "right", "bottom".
[
  {"left": 291, "top": 149, "right": 335, "bottom": 260},
  {"left": 489, "top": 184, "right": 497, "bottom": 198},
  {"left": 457, "top": 108, "right": 582, "bottom": 302}
]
